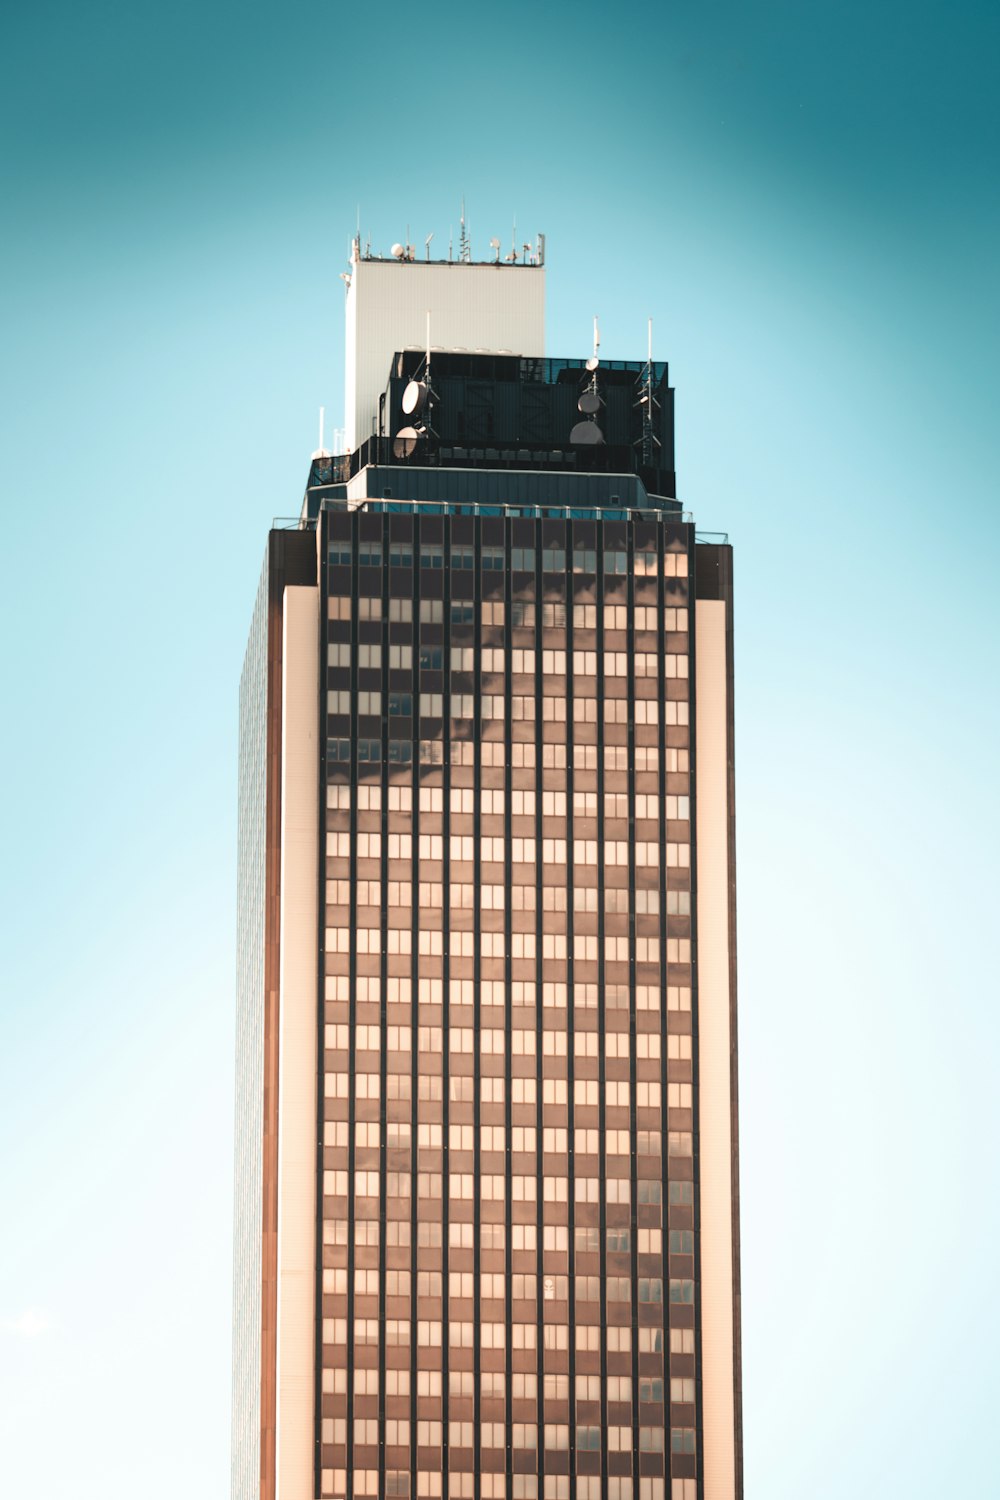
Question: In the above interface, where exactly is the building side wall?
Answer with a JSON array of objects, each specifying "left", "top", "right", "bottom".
[
  {"left": 694, "top": 598, "right": 738, "bottom": 1500},
  {"left": 233, "top": 554, "right": 270, "bottom": 1500},
  {"left": 233, "top": 532, "right": 318, "bottom": 1500},
  {"left": 346, "top": 261, "right": 545, "bottom": 449},
  {"left": 276, "top": 585, "right": 321, "bottom": 1499}
]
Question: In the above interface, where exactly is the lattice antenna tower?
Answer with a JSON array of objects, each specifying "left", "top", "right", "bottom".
[
  {"left": 458, "top": 196, "right": 471, "bottom": 263},
  {"left": 636, "top": 318, "right": 661, "bottom": 467}
]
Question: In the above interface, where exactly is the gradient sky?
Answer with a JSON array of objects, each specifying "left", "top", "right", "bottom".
[{"left": 1, "top": 2, "right": 998, "bottom": 1496}]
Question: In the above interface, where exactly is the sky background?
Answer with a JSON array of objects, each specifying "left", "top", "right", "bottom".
[{"left": 1, "top": 1, "right": 998, "bottom": 1495}]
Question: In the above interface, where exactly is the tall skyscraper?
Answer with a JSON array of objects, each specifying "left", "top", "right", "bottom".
[{"left": 233, "top": 234, "right": 742, "bottom": 1500}]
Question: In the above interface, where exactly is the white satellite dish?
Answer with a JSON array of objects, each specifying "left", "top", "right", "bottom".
[
  {"left": 390, "top": 243, "right": 406, "bottom": 260},
  {"left": 402, "top": 381, "right": 429, "bottom": 416},
  {"left": 585, "top": 356, "right": 600, "bottom": 372}
]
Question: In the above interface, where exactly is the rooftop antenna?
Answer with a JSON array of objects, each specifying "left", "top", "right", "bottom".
[
  {"left": 312, "top": 405, "right": 331, "bottom": 460},
  {"left": 459, "top": 196, "right": 471, "bottom": 263},
  {"left": 635, "top": 316, "right": 661, "bottom": 466},
  {"left": 584, "top": 317, "right": 600, "bottom": 374},
  {"left": 449, "top": 226, "right": 453, "bottom": 262},
  {"left": 396, "top": 310, "right": 436, "bottom": 458},
  {"left": 573, "top": 317, "right": 604, "bottom": 447},
  {"left": 425, "top": 232, "right": 434, "bottom": 261},
  {"left": 490, "top": 236, "right": 501, "bottom": 263}
]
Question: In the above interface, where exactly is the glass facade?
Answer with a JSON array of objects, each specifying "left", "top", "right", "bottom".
[{"left": 319, "top": 508, "right": 698, "bottom": 1500}]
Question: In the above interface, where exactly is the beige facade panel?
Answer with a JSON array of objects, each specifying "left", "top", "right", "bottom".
[
  {"left": 695, "top": 599, "right": 737, "bottom": 1500},
  {"left": 345, "top": 258, "right": 545, "bottom": 448},
  {"left": 276, "top": 584, "right": 320, "bottom": 1500}
]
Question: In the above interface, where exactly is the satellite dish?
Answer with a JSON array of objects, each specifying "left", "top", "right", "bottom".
[
  {"left": 390, "top": 243, "right": 406, "bottom": 260},
  {"left": 402, "top": 380, "right": 429, "bottom": 416},
  {"left": 585, "top": 356, "right": 600, "bottom": 372},
  {"left": 489, "top": 237, "right": 501, "bottom": 249},
  {"left": 578, "top": 391, "right": 601, "bottom": 415},
  {"left": 570, "top": 421, "right": 604, "bottom": 446},
  {"left": 393, "top": 426, "right": 420, "bottom": 459}
]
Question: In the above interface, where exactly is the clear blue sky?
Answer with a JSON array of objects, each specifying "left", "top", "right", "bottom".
[{"left": 1, "top": 2, "right": 997, "bottom": 1496}]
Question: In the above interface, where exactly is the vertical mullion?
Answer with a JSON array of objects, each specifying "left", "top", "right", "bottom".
[
  {"left": 410, "top": 517, "right": 422, "bottom": 1500},
  {"left": 378, "top": 526, "right": 389, "bottom": 1500},
  {"left": 441, "top": 520, "right": 453, "bottom": 1496},
  {"left": 685, "top": 526, "right": 704, "bottom": 1500},
  {"left": 314, "top": 514, "right": 328, "bottom": 1498},
  {"left": 596, "top": 531, "right": 608, "bottom": 1500},
  {"left": 564, "top": 524, "right": 576, "bottom": 1500},
  {"left": 346, "top": 510, "right": 360, "bottom": 1500},
  {"left": 657, "top": 523, "right": 671, "bottom": 1494},
  {"left": 627, "top": 524, "right": 640, "bottom": 1497},
  {"left": 472, "top": 516, "right": 483, "bottom": 1500},
  {"left": 504, "top": 518, "right": 514, "bottom": 1500},
  {"left": 533, "top": 536, "right": 546, "bottom": 1500}
]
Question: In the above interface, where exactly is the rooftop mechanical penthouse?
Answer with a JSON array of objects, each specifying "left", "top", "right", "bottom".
[{"left": 233, "top": 232, "right": 743, "bottom": 1500}]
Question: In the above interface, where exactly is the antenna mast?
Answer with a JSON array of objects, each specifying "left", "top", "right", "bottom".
[
  {"left": 459, "top": 196, "right": 471, "bottom": 263},
  {"left": 636, "top": 317, "right": 661, "bottom": 468},
  {"left": 312, "top": 404, "right": 331, "bottom": 461}
]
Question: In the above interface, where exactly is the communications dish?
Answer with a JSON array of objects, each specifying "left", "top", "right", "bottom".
[{"left": 402, "top": 381, "right": 429, "bottom": 416}]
